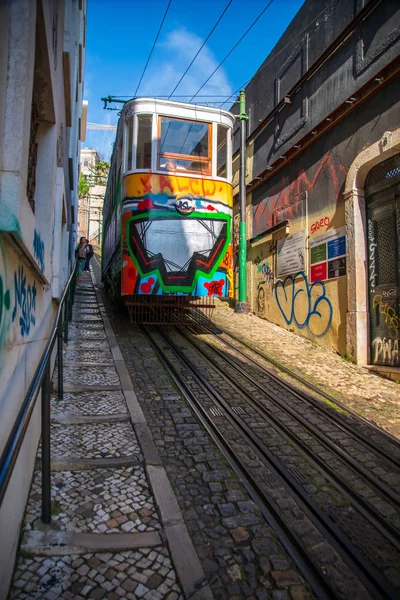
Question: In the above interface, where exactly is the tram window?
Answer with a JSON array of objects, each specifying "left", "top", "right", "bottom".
[
  {"left": 217, "top": 125, "right": 228, "bottom": 178},
  {"left": 137, "top": 115, "right": 152, "bottom": 169},
  {"left": 126, "top": 118, "right": 133, "bottom": 170},
  {"left": 158, "top": 117, "right": 210, "bottom": 174}
]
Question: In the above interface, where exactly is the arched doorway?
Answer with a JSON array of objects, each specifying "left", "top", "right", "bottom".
[
  {"left": 343, "top": 128, "right": 400, "bottom": 367},
  {"left": 366, "top": 154, "right": 400, "bottom": 367}
]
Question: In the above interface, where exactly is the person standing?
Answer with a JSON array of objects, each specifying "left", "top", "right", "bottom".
[
  {"left": 76, "top": 237, "right": 87, "bottom": 281},
  {"left": 84, "top": 240, "right": 94, "bottom": 271}
]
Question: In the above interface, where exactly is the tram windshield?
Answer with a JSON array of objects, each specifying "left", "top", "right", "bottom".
[{"left": 158, "top": 116, "right": 211, "bottom": 175}]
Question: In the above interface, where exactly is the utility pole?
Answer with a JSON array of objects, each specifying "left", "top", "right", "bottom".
[{"left": 236, "top": 90, "right": 249, "bottom": 314}]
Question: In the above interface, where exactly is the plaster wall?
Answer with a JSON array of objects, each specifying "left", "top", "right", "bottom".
[{"left": 0, "top": 1, "right": 87, "bottom": 595}]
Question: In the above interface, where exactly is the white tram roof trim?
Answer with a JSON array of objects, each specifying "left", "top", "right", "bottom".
[{"left": 122, "top": 97, "right": 235, "bottom": 128}]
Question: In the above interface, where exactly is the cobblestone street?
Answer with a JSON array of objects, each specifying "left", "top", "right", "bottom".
[
  {"left": 210, "top": 304, "right": 400, "bottom": 439},
  {"left": 8, "top": 257, "right": 400, "bottom": 599}
]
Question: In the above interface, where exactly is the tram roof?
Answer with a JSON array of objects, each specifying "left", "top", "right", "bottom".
[{"left": 121, "top": 97, "right": 236, "bottom": 128}]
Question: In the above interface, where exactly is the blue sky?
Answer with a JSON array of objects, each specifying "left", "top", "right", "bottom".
[{"left": 83, "top": 0, "right": 305, "bottom": 160}]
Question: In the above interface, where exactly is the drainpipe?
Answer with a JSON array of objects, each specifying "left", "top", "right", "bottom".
[{"left": 236, "top": 90, "right": 249, "bottom": 314}]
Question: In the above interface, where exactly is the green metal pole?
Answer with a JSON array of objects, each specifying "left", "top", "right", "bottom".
[{"left": 237, "top": 90, "right": 249, "bottom": 310}]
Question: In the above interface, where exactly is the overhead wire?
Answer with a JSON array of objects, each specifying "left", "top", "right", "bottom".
[
  {"left": 134, "top": 0, "right": 172, "bottom": 98},
  {"left": 220, "top": 0, "right": 338, "bottom": 108},
  {"left": 168, "top": 0, "right": 233, "bottom": 99},
  {"left": 189, "top": 0, "right": 275, "bottom": 103}
]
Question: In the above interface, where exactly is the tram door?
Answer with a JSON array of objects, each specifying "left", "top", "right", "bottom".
[{"left": 366, "top": 164, "right": 400, "bottom": 367}]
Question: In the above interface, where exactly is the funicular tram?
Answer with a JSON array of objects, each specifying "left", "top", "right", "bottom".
[{"left": 102, "top": 98, "right": 236, "bottom": 323}]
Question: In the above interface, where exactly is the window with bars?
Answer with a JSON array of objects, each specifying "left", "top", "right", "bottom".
[{"left": 365, "top": 154, "right": 400, "bottom": 190}]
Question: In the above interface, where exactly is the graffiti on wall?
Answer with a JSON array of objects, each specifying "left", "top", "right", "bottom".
[
  {"left": 33, "top": 229, "right": 45, "bottom": 272},
  {"left": 372, "top": 294, "right": 400, "bottom": 340},
  {"left": 368, "top": 219, "right": 377, "bottom": 294},
  {"left": 12, "top": 265, "right": 37, "bottom": 337},
  {"left": 274, "top": 271, "right": 333, "bottom": 337},
  {"left": 253, "top": 153, "right": 347, "bottom": 236},
  {"left": 372, "top": 337, "right": 399, "bottom": 366},
  {"left": 0, "top": 271, "right": 11, "bottom": 342},
  {"left": 258, "top": 262, "right": 274, "bottom": 284},
  {"left": 310, "top": 216, "right": 330, "bottom": 235}
]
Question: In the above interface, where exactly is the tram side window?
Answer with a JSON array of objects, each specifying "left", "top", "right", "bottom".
[
  {"left": 217, "top": 124, "right": 228, "bottom": 178},
  {"left": 158, "top": 117, "right": 211, "bottom": 175},
  {"left": 126, "top": 118, "right": 133, "bottom": 170},
  {"left": 136, "top": 115, "right": 153, "bottom": 169}
]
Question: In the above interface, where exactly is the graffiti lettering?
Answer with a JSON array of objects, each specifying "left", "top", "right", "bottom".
[
  {"left": 274, "top": 271, "right": 333, "bottom": 337},
  {"left": 257, "top": 262, "right": 274, "bottom": 284},
  {"left": 372, "top": 337, "right": 399, "bottom": 365},
  {"left": 368, "top": 219, "right": 377, "bottom": 293},
  {"left": 226, "top": 268, "right": 234, "bottom": 298},
  {"left": 310, "top": 216, "right": 330, "bottom": 234},
  {"left": 204, "top": 279, "right": 224, "bottom": 297},
  {"left": 257, "top": 286, "right": 265, "bottom": 313},
  {"left": 141, "top": 173, "right": 218, "bottom": 199},
  {"left": 33, "top": 229, "right": 45, "bottom": 272},
  {"left": 223, "top": 251, "right": 230, "bottom": 266},
  {"left": 381, "top": 289, "right": 396, "bottom": 298},
  {"left": 372, "top": 295, "right": 400, "bottom": 339},
  {"left": 254, "top": 255, "right": 262, "bottom": 266},
  {"left": 12, "top": 265, "right": 37, "bottom": 336},
  {"left": 0, "top": 275, "right": 11, "bottom": 332}
]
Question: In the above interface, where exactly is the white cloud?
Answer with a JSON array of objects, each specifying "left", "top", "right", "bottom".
[{"left": 139, "top": 28, "right": 232, "bottom": 102}]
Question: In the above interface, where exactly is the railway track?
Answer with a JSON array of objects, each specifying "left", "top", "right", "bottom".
[
  {"left": 140, "top": 323, "right": 400, "bottom": 599},
  {"left": 193, "top": 314, "right": 400, "bottom": 469}
]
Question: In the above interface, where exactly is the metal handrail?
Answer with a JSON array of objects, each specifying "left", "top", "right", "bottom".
[{"left": 0, "top": 260, "right": 78, "bottom": 522}]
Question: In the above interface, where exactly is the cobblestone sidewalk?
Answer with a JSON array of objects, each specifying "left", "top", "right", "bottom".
[
  {"left": 211, "top": 304, "right": 400, "bottom": 439},
  {"left": 9, "top": 271, "right": 210, "bottom": 600}
]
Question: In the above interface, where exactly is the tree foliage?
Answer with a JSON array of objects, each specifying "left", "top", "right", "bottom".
[{"left": 78, "top": 172, "right": 90, "bottom": 198}]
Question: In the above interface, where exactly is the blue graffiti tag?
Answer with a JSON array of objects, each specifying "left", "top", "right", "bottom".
[
  {"left": 12, "top": 265, "right": 37, "bottom": 336},
  {"left": 274, "top": 271, "right": 333, "bottom": 337},
  {"left": 33, "top": 229, "right": 45, "bottom": 272}
]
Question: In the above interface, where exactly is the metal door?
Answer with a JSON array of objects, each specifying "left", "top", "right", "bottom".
[{"left": 367, "top": 184, "right": 400, "bottom": 366}]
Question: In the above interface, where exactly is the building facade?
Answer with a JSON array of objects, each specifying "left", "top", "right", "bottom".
[
  {"left": 78, "top": 148, "right": 106, "bottom": 247},
  {"left": 0, "top": 0, "right": 87, "bottom": 594},
  {"left": 233, "top": 0, "right": 400, "bottom": 379}
]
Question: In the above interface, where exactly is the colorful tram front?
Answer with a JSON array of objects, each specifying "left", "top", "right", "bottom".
[{"left": 102, "top": 98, "right": 235, "bottom": 323}]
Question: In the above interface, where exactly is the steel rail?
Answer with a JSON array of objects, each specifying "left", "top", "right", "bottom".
[
  {"left": 151, "top": 326, "right": 397, "bottom": 600},
  {"left": 0, "top": 261, "right": 77, "bottom": 518},
  {"left": 181, "top": 325, "right": 400, "bottom": 552},
  {"left": 194, "top": 314, "right": 400, "bottom": 467},
  {"left": 139, "top": 325, "right": 335, "bottom": 600}
]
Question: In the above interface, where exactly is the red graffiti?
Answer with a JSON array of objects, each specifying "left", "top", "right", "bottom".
[
  {"left": 206, "top": 205, "right": 218, "bottom": 212},
  {"left": 204, "top": 279, "right": 224, "bottom": 296},
  {"left": 138, "top": 173, "right": 217, "bottom": 198},
  {"left": 311, "top": 216, "right": 330, "bottom": 234},
  {"left": 138, "top": 197, "right": 154, "bottom": 211},
  {"left": 140, "top": 176, "right": 152, "bottom": 194},
  {"left": 253, "top": 153, "right": 347, "bottom": 235},
  {"left": 140, "top": 277, "right": 155, "bottom": 294}
]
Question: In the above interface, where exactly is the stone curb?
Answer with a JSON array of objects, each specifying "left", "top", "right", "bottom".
[
  {"left": 21, "top": 530, "right": 162, "bottom": 556},
  {"left": 53, "top": 383, "right": 121, "bottom": 393},
  {"left": 52, "top": 413, "right": 128, "bottom": 424},
  {"left": 36, "top": 455, "right": 144, "bottom": 472},
  {"left": 92, "top": 275, "right": 214, "bottom": 600}
]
